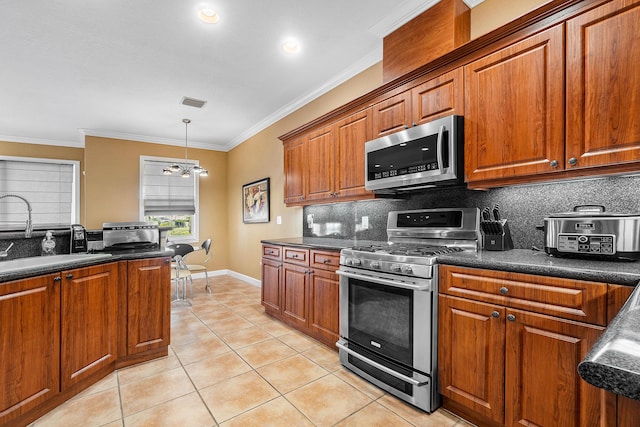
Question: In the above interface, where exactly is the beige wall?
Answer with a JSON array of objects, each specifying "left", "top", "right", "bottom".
[
  {"left": 226, "top": 63, "right": 384, "bottom": 279},
  {"left": 83, "top": 136, "right": 229, "bottom": 269},
  {"left": 470, "top": 0, "right": 551, "bottom": 39}
]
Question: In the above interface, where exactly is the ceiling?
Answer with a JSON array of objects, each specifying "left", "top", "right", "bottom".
[{"left": 0, "top": 0, "right": 477, "bottom": 152}]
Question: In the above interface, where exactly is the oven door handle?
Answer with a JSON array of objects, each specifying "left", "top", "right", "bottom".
[
  {"left": 336, "top": 341, "right": 429, "bottom": 387},
  {"left": 336, "top": 270, "right": 432, "bottom": 291}
]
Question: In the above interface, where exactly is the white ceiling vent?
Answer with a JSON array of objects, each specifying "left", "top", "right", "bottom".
[{"left": 181, "top": 96, "right": 207, "bottom": 109}]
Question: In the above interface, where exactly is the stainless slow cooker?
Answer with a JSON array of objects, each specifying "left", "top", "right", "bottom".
[{"left": 544, "top": 205, "right": 640, "bottom": 261}]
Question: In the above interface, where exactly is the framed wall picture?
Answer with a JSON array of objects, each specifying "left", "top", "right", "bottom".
[{"left": 242, "top": 178, "right": 270, "bottom": 223}]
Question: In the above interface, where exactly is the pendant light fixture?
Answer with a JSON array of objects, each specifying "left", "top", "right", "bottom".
[{"left": 163, "top": 119, "right": 208, "bottom": 178}]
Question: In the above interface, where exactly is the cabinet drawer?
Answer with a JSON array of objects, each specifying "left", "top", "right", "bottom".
[
  {"left": 310, "top": 250, "right": 340, "bottom": 271},
  {"left": 262, "top": 245, "right": 282, "bottom": 260},
  {"left": 283, "top": 247, "right": 309, "bottom": 265},
  {"left": 439, "top": 265, "right": 608, "bottom": 325}
]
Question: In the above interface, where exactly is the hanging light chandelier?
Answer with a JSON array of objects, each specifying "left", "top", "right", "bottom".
[{"left": 163, "top": 118, "right": 208, "bottom": 178}]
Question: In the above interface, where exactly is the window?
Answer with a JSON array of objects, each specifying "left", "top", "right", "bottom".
[
  {"left": 140, "top": 156, "right": 199, "bottom": 242},
  {"left": 0, "top": 156, "right": 79, "bottom": 229}
]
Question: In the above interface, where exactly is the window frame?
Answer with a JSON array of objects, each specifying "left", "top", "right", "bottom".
[{"left": 139, "top": 155, "right": 200, "bottom": 243}]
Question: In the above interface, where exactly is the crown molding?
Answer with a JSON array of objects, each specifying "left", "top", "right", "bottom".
[
  {"left": 79, "top": 129, "right": 225, "bottom": 151},
  {"left": 0, "top": 134, "right": 84, "bottom": 148},
  {"left": 463, "top": 0, "right": 485, "bottom": 7},
  {"left": 224, "top": 47, "right": 383, "bottom": 151}
]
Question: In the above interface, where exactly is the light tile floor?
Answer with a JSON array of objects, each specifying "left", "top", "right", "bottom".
[{"left": 31, "top": 275, "right": 474, "bottom": 427}]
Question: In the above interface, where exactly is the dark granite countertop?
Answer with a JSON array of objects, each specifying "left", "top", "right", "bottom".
[
  {"left": 578, "top": 284, "right": 640, "bottom": 400},
  {"left": 437, "top": 249, "right": 640, "bottom": 287},
  {"left": 262, "top": 239, "right": 640, "bottom": 286},
  {"left": 0, "top": 249, "right": 173, "bottom": 283}
]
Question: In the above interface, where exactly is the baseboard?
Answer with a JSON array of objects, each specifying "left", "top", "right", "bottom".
[{"left": 190, "top": 269, "right": 261, "bottom": 287}]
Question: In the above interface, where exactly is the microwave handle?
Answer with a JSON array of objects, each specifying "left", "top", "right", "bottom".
[{"left": 436, "top": 125, "right": 445, "bottom": 171}]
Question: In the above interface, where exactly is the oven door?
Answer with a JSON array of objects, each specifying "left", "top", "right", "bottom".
[{"left": 337, "top": 266, "right": 439, "bottom": 412}]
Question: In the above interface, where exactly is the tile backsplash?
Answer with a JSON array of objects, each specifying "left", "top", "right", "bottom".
[{"left": 302, "top": 175, "right": 640, "bottom": 249}]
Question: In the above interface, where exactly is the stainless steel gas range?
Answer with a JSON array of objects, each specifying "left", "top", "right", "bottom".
[{"left": 336, "top": 208, "right": 480, "bottom": 412}]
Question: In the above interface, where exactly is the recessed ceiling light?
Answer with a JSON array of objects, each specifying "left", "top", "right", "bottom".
[
  {"left": 282, "top": 39, "right": 300, "bottom": 54},
  {"left": 198, "top": 8, "right": 219, "bottom": 24}
]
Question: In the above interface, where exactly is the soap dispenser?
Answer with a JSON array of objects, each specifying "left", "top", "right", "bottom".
[{"left": 41, "top": 230, "right": 57, "bottom": 256}]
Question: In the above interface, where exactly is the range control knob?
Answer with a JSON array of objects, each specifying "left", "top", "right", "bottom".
[
  {"left": 403, "top": 265, "right": 414, "bottom": 275},
  {"left": 391, "top": 264, "right": 402, "bottom": 272},
  {"left": 352, "top": 258, "right": 362, "bottom": 266},
  {"left": 370, "top": 261, "right": 381, "bottom": 269},
  {"left": 578, "top": 235, "right": 588, "bottom": 243}
]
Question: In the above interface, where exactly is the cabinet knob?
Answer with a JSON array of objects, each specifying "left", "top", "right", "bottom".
[
  {"left": 507, "top": 314, "right": 516, "bottom": 322},
  {"left": 164, "top": 259, "right": 170, "bottom": 264},
  {"left": 491, "top": 311, "right": 500, "bottom": 318},
  {"left": 568, "top": 157, "right": 578, "bottom": 166},
  {"left": 412, "top": 122, "right": 417, "bottom": 127},
  {"left": 549, "top": 160, "right": 559, "bottom": 168},
  {"left": 322, "top": 259, "right": 330, "bottom": 264},
  {"left": 404, "top": 125, "right": 409, "bottom": 129},
  {"left": 54, "top": 276, "right": 62, "bottom": 282},
  {"left": 66, "top": 274, "right": 73, "bottom": 279},
  {"left": 499, "top": 287, "right": 509, "bottom": 295}
]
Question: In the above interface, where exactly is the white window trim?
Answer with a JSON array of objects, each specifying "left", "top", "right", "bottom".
[
  {"left": 0, "top": 155, "right": 80, "bottom": 225},
  {"left": 139, "top": 155, "right": 200, "bottom": 243}
]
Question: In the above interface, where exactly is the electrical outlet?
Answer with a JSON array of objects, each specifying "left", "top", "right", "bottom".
[
  {"left": 276, "top": 216, "right": 282, "bottom": 225},
  {"left": 362, "top": 216, "right": 369, "bottom": 229}
]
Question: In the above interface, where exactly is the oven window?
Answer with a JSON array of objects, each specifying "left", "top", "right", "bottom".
[{"left": 348, "top": 277, "right": 413, "bottom": 366}]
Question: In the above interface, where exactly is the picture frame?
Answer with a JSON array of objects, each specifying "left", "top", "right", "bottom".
[{"left": 242, "top": 178, "right": 270, "bottom": 223}]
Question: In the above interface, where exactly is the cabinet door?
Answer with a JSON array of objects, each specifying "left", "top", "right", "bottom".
[
  {"left": 505, "top": 309, "right": 615, "bottom": 427},
  {"left": 282, "top": 263, "right": 309, "bottom": 329},
  {"left": 261, "top": 258, "right": 282, "bottom": 314},
  {"left": 566, "top": 0, "right": 640, "bottom": 170},
  {"left": 438, "top": 295, "right": 505, "bottom": 425},
  {"left": 412, "top": 67, "right": 464, "bottom": 125},
  {"left": 284, "top": 136, "right": 306, "bottom": 205},
  {"left": 618, "top": 396, "right": 640, "bottom": 427},
  {"left": 61, "top": 263, "right": 118, "bottom": 390},
  {"left": 126, "top": 258, "right": 171, "bottom": 355},
  {"left": 334, "top": 108, "right": 373, "bottom": 199},
  {"left": 464, "top": 24, "right": 564, "bottom": 183},
  {"left": 372, "top": 90, "right": 412, "bottom": 138},
  {"left": 308, "top": 268, "right": 339, "bottom": 347},
  {"left": 306, "top": 126, "right": 335, "bottom": 202},
  {"left": 0, "top": 274, "right": 60, "bottom": 425}
]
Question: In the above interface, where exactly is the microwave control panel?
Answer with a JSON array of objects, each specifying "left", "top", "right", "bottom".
[{"left": 557, "top": 234, "right": 615, "bottom": 254}]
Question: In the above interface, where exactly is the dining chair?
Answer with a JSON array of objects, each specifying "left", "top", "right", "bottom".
[
  {"left": 167, "top": 243, "right": 195, "bottom": 305},
  {"left": 185, "top": 238, "right": 212, "bottom": 294}
]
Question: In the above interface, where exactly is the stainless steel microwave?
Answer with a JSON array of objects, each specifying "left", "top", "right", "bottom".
[{"left": 365, "top": 115, "right": 463, "bottom": 192}]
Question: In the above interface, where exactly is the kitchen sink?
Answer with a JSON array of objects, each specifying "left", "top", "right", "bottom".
[{"left": 0, "top": 253, "right": 113, "bottom": 274}]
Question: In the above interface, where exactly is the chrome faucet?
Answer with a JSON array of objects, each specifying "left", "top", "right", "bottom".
[{"left": 0, "top": 194, "right": 33, "bottom": 238}]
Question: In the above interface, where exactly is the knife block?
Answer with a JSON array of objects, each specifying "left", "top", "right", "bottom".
[{"left": 482, "top": 219, "right": 514, "bottom": 251}]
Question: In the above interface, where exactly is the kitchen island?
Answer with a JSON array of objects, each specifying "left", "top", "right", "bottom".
[{"left": 0, "top": 250, "right": 172, "bottom": 427}]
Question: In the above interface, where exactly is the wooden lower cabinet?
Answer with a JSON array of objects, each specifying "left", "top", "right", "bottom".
[
  {"left": 281, "top": 262, "right": 309, "bottom": 329},
  {"left": 61, "top": 263, "right": 118, "bottom": 390},
  {"left": 124, "top": 258, "right": 171, "bottom": 356},
  {"left": 439, "top": 265, "right": 619, "bottom": 427},
  {"left": 261, "top": 245, "right": 339, "bottom": 348},
  {"left": 0, "top": 274, "right": 60, "bottom": 426}
]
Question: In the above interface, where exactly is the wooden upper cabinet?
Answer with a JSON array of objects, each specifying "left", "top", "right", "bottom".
[
  {"left": 566, "top": 0, "right": 640, "bottom": 170},
  {"left": 306, "top": 125, "right": 335, "bottom": 202},
  {"left": 372, "top": 90, "right": 412, "bottom": 138},
  {"left": 464, "top": 24, "right": 565, "bottom": 184},
  {"left": 412, "top": 67, "right": 464, "bottom": 125},
  {"left": 283, "top": 136, "right": 306, "bottom": 205},
  {"left": 334, "top": 108, "right": 372, "bottom": 198}
]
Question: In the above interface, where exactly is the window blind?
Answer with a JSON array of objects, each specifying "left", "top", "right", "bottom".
[
  {"left": 142, "top": 160, "right": 196, "bottom": 215},
  {"left": 0, "top": 159, "right": 76, "bottom": 227}
]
